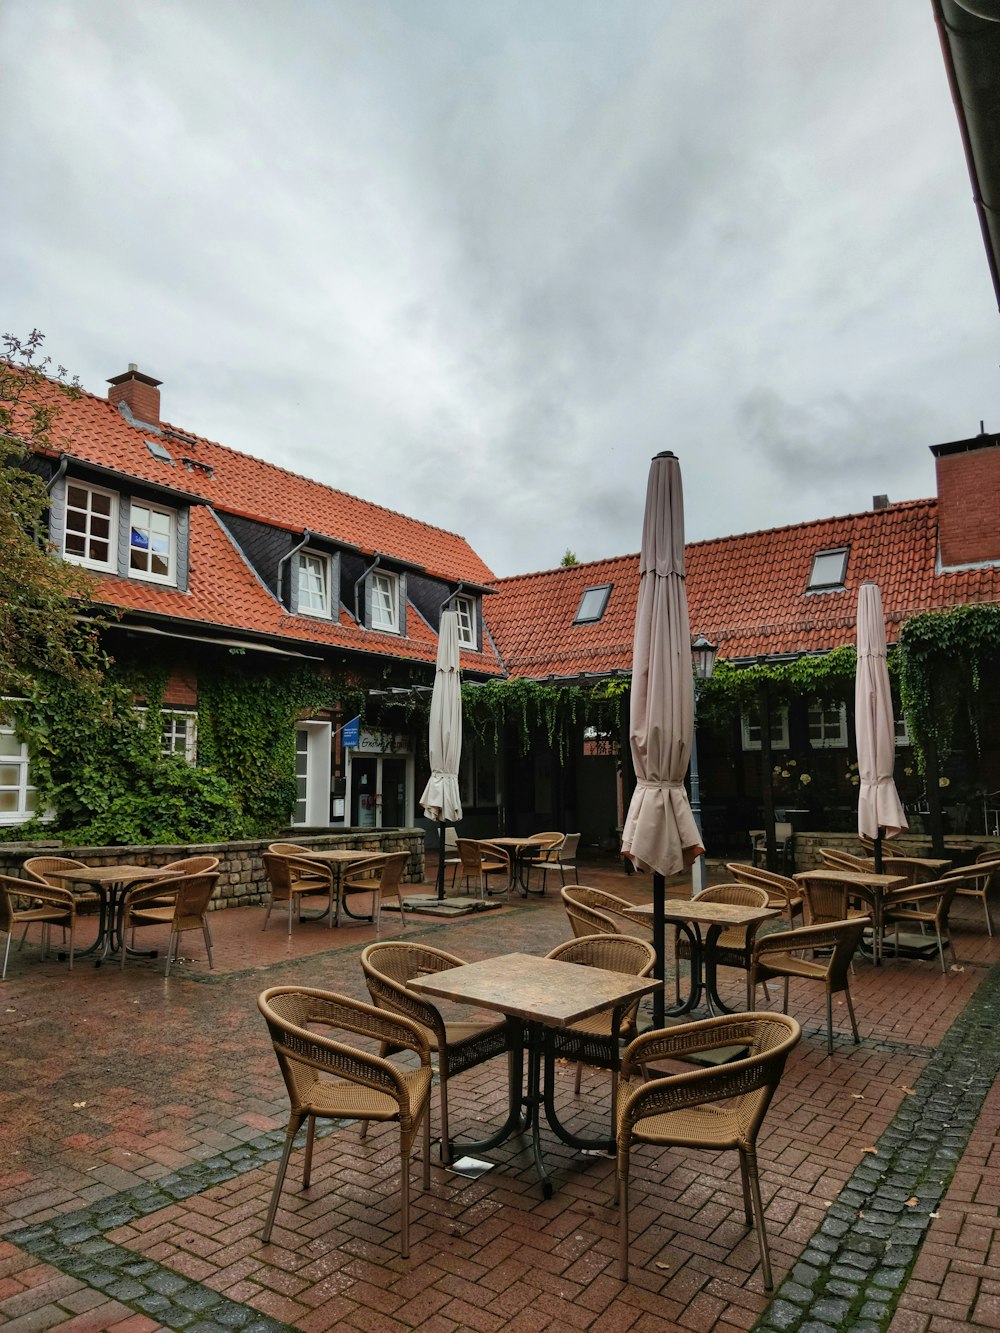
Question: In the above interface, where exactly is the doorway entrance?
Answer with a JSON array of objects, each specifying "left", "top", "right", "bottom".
[{"left": 348, "top": 751, "right": 412, "bottom": 828}]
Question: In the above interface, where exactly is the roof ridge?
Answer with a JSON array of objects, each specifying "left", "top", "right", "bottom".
[
  {"left": 492, "top": 550, "right": 641, "bottom": 585},
  {"left": 687, "top": 497, "right": 936, "bottom": 551}
]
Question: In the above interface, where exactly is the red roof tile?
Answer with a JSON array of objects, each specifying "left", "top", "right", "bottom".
[{"left": 487, "top": 500, "right": 1000, "bottom": 677}]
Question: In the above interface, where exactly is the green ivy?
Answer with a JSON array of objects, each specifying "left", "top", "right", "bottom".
[
  {"left": 460, "top": 676, "right": 626, "bottom": 759},
  {"left": 696, "top": 645, "right": 862, "bottom": 725}
]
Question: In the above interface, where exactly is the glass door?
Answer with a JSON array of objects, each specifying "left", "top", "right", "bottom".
[{"left": 347, "top": 751, "right": 413, "bottom": 828}]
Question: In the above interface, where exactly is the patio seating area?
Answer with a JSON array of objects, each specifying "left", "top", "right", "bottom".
[{"left": 3, "top": 852, "right": 1000, "bottom": 1331}]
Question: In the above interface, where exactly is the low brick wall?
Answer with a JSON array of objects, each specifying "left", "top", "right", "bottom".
[{"left": 0, "top": 829, "right": 426, "bottom": 910}]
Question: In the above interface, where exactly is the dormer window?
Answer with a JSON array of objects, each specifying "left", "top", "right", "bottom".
[
  {"left": 297, "top": 550, "right": 332, "bottom": 618},
  {"left": 574, "top": 584, "right": 612, "bottom": 624},
  {"left": 371, "top": 571, "right": 399, "bottom": 633},
  {"left": 129, "top": 501, "right": 176, "bottom": 583},
  {"left": 64, "top": 481, "right": 117, "bottom": 571},
  {"left": 807, "top": 548, "right": 848, "bottom": 592},
  {"left": 453, "top": 595, "right": 477, "bottom": 649}
]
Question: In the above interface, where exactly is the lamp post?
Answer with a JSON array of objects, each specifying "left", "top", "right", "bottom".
[{"left": 690, "top": 634, "right": 718, "bottom": 895}]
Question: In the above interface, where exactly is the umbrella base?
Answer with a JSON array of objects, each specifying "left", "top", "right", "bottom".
[{"left": 401, "top": 896, "right": 503, "bottom": 918}]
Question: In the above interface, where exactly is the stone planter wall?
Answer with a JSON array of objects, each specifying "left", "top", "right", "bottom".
[
  {"left": 0, "top": 829, "right": 426, "bottom": 910},
  {"left": 792, "top": 830, "right": 1000, "bottom": 872}
]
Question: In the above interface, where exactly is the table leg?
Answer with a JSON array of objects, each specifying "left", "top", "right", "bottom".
[
  {"left": 661, "top": 922, "right": 703, "bottom": 1019},
  {"left": 445, "top": 1023, "right": 528, "bottom": 1160}
]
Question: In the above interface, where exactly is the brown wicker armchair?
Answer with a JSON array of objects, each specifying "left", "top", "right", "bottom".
[
  {"left": 945, "top": 855, "right": 1000, "bottom": 936},
  {"left": 750, "top": 918, "right": 867, "bottom": 1054},
  {"left": 561, "top": 884, "right": 650, "bottom": 938},
  {"left": 261, "top": 853, "right": 336, "bottom": 933},
  {"left": 545, "top": 933, "right": 656, "bottom": 1123},
  {"left": 341, "top": 851, "right": 409, "bottom": 930},
  {"left": 818, "top": 848, "right": 876, "bottom": 873},
  {"left": 257, "top": 986, "right": 432, "bottom": 1257},
  {"left": 615, "top": 1012, "right": 801, "bottom": 1289},
  {"left": 454, "top": 839, "right": 510, "bottom": 898},
  {"left": 0, "top": 873, "right": 77, "bottom": 978},
  {"left": 120, "top": 872, "right": 218, "bottom": 976},
  {"left": 675, "top": 884, "right": 771, "bottom": 1007},
  {"left": 266, "top": 843, "right": 328, "bottom": 886},
  {"left": 726, "top": 862, "right": 804, "bottom": 925},
  {"left": 361, "top": 940, "right": 513, "bottom": 1163},
  {"left": 881, "top": 875, "right": 961, "bottom": 973}
]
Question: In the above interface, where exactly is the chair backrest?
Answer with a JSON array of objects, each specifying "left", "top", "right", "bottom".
[
  {"left": 561, "top": 885, "right": 643, "bottom": 937},
  {"left": 456, "top": 838, "right": 484, "bottom": 874},
  {"left": 726, "top": 862, "right": 801, "bottom": 908},
  {"left": 880, "top": 856, "right": 938, "bottom": 886},
  {"left": 819, "top": 848, "right": 874, "bottom": 872},
  {"left": 258, "top": 986, "right": 429, "bottom": 1111},
  {"left": 526, "top": 831, "right": 562, "bottom": 847},
  {"left": 171, "top": 873, "right": 220, "bottom": 926},
  {"left": 373, "top": 851, "right": 410, "bottom": 891},
  {"left": 268, "top": 842, "right": 309, "bottom": 857},
  {"left": 361, "top": 940, "right": 465, "bottom": 1032},
  {"left": 262, "top": 852, "right": 294, "bottom": 900},
  {"left": 695, "top": 883, "right": 770, "bottom": 910},
  {"left": 546, "top": 932, "right": 655, "bottom": 977},
  {"left": 22, "top": 856, "right": 87, "bottom": 888},
  {"left": 161, "top": 855, "right": 220, "bottom": 877},
  {"left": 885, "top": 875, "right": 960, "bottom": 924},
  {"left": 443, "top": 827, "right": 458, "bottom": 851},
  {"left": 755, "top": 917, "right": 866, "bottom": 989},
  {"left": 0, "top": 873, "right": 72, "bottom": 917},
  {"left": 558, "top": 833, "right": 581, "bottom": 860},
  {"left": 795, "top": 873, "right": 854, "bottom": 925}
]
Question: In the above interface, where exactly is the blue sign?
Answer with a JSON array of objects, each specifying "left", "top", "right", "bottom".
[{"left": 341, "top": 715, "right": 361, "bottom": 748}]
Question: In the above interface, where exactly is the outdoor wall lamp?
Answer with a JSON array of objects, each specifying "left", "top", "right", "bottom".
[{"left": 692, "top": 634, "right": 718, "bottom": 682}]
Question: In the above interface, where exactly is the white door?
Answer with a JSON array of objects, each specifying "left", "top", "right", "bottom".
[{"left": 293, "top": 721, "right": 332, "bottom": 827}]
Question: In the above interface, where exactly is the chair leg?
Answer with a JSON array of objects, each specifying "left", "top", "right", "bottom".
[
  {"left": 782, "top": 977, "right": 790, "bottom": 1014},
  {"left": 303, "top": 1115, "right": 316, "bottom": 1188},
  {"left": 738, "top": 1148, "right": 753, "bottom": 1226},
  {"left": 262, "top": 1113, "right": 304, "bottom": 1242},
  {"left": 984, "top": 896, "right": 993, "bottom": 937},
  {"left": 165, "top": 929, "right": 179, "bottom": 978},
  {"left": 203, "top": 922, "right": 214, "bottom": 970},
  {"left": 844, "top": 985, "right": 860, "bottom": 1045},
  {"left": 826, "top": 992, "right": 834, "bottom": 1055},
  {"left": 743, "top": 1146, "right": 774, "bottom": 1292},
  {"left": 439, "top": 1074, "right": 451, "bottom": 1165},
  {"left": 2, "top": 931, "right": 12, "bottom": 980},
  {"left": 617, "top": 1165, "right": 630, "bottom": 1281},
  {"left": 400, "top": 1128, "right": 410, "bottom": 1259}
]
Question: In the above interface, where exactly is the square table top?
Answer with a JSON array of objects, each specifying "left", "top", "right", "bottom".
[
  {"left": 65, "top": 864, "right": 179, "bottom": 886},
  {"left": 477, "top": 836, "right": 542, "bottom": 850},
  {"left": 295, "top": 848, "right": 388, "bottom": 865},
  {"left": 628, "top": 899, "right": 779, "bottom": 930},
  {"left": 794, "top": 869, "right": 906, "bottom": 890},
  {"left": 409, "top": 951, "right": 659, "bottom": 1027}
]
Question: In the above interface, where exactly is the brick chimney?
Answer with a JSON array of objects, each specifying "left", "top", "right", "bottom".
[
  {"left": 932, "top": 430, "right": 1000, "bottom": 567},
  {"left": 107, "top": 364, "right": 162, "bottom": 427}
]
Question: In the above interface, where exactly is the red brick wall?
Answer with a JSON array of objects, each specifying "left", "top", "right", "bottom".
[
  {"left": 936, "top": 444, "right": 1000, "bottom": 567},
  {"left": 163, "top": 669, "right": 198, "bottom": 707},
  {"left": 108, "top": 375, "right": 160, "bottom": 425}
]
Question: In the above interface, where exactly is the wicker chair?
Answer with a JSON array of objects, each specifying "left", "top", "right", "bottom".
[
  {"left": 675, "top": 884, "right": 771, "bottom": 1008},
  {"left": 750, "top": 918, "right": 866, "bottom": 1054},
  {"left": 615, "top": 1012, "right": 801, "bottom": 1289},
  {"left": 261, "top": 853, "right": 336, "bottom": 933},
  {"left": 881, "top": 875, "right": 961, "bottom": 973},
  {"left": 0, "top": 873, "right": 77, "bottom": 978},
  {"left": 545, "top": 933, "right": 656, "bottom": 1123},
  {"left": 944, "top": 855, "right": 1000, "bottom": 936},
  {"left": 340, "top": 851, "right": 409, "bottom": 930},
  {"left": 818, "top": 848, "right": 876, "bottom": 873},
  {"left": 267, "top": 843, "right": 328, "bottom": 886},
  {"left": 120, "top": 872, "right": 218, "bottom": 976},
  {"left": 22, "top": 855, "right": 89, "bottom": 891},
  {"left": 257, "top": 986, "right": 432, "bottom": 1258},
  {"left": 561, "top": 884, "right": 650, "bottom": 938},
  {"left": 521, "top": 832, "right": 564, "bottom": 891},
  {"left": 361, "top": 941, "right": 513, "bottom": 1163},
  {"left": 454, "top": 839, "right": 510, "bottom": 899},
  {"left": 726, "top": 862, "right": 804, "bottom": 925},
  {"left": 127, "top": 855, "right": 222, "bottom": 909},
  {"left": 794, "top": 871, "right": 875, "bottom": 928}
]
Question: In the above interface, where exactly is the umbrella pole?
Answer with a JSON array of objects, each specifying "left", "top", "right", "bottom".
[
  {"left": 437, "top": 822, "right": 447, "bottom": 900},
  {"left": 873, "top": 829, "right": 883, "bottom": 875},
  {"left": 652, "top": 871, "right": 665, "bottom": 1027}
]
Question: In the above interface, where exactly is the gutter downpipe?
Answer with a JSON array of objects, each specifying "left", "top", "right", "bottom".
[
  {"left": 353, "top": 554, "right": 382, "bottom": 624},
  {"left": 276, "top": 529, "right": 312, "bottom": 604},
  {"left": 45, "top": 454, "right": 69, "bottom": 493}
]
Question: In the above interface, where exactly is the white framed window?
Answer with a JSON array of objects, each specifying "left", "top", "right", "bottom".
[
  {"left": 741, "top": 705, "right": 790, "bottom": 751},
  {"left": 297, "top": 551, "right": 332, "bottom": 618},
  {"left": 895, "top": 715, "right": 911, "bottom": 746},
  {"left": 453, "top": 595, "right": 476, "bottom": 648},
  {"left": 807, "top": 702, "right": 848, "bottom": 748},
  {"left": 161, "top": 710, "right": 197, "bottom": 763},
  {"left": 64, "top": 481, "right": 117, "bottom": 570},
  {"left": 129, "top": 501, "right": 176, "bottom": 584},
  {"left": 807, "top": 547, "right": 849, "bottom": 591},
  {"left": 371, "top": 571, "right": 399, "bottom": 632},
  {"left": 0, "top": 715, "right": 39, "bottom": 824}
]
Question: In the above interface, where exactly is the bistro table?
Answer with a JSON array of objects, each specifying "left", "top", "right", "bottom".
[
  {"left": 628, "top": 898, "right": 779, "bottom": 1017},
  {"left": 793, "top": 868, "right": 907, "bottom": 964},
  {"left": 294, "top": 848, "right": 389, "bottom": 922},
  {"left": 64, "top": 864, "right": 180, "bottom": 963},
  {"left": 475, "top": 836, "right": 544, "bottom": 895},
  {"left": 410, "top": 951, "right": 659, "bottom": 1198}
]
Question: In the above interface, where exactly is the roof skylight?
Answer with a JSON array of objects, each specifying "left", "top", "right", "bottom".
[
  {"left": 574, "top": 584, "right": 612, "bottom": 624},
  {"left": 807, "top": 548, "right": 848, "bottom": 591}
]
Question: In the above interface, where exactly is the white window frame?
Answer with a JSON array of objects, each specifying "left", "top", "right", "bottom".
[
  {"left": 895, "top": 715, "right": 911, "bottom": 746},
  {"left": 161, "top": 710, "right": 198, "bottom": 763},
  {"left": 63, "top": 480, "right": 118, "bottom": 571},
  {"left": 807, "top": 702, "right": 849, "bottom": 749},
  {"left": 741, "top": 705, "right": 790, "bottom": 751},
  {"left": 0, "top": 708, "right": 40, "bottom": 825},
  {"left": 297, "top": 550, "right": 332, "bottom": 619},
  {"left": 453, "top": 595, "right": 476, "bottom": 648},
  {"left": 371, "top": 570, "right": 399, "bottom": 633},
  {"left": 129, "top": 499, "right": 177, "bottom": 585}
]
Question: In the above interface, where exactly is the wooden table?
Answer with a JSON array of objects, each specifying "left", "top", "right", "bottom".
[
  {"left": 294, "top": 848, "right": 388, "bottom": 922},
  {"left": 628, "top": 898, "right": 779, "bottom": 1016},
  {"left": 476, "top": 837, "right": 544, "bottom": 895},
  {"left": 794, "top": 868, "right": 907, "bottom": 964},
  {"left": 65, "top": 864, "right": 180, "bottom": 963},
  {"left": 410, "top": 951, "right": 658, "bottom": 1198}
]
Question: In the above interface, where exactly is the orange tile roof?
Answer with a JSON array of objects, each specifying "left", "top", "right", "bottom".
[
  {"left": 11, "top": 374, "right": 503, "bottom": 675},
  {"left": 487, "top": 500, "right": 1000, "bottom": 677}
]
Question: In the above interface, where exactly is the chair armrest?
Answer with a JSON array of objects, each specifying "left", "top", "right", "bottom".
[
  {"left": 123, "top": 875, "right": 185, "bottom": 910},
  {"left": 17, "top": 883, "right": 76, "bottom": 911},
  {"left": 622, "top": 1015, "right": 760, "bottom": 1076}
]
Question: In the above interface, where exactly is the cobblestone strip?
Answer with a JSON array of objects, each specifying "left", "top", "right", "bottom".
[
  {"left": 756, "top": 963, "right": 1000, "bottom": 1333},
  {"left": 5, "top": 1135, "right": 296, "bottom": 1332}
]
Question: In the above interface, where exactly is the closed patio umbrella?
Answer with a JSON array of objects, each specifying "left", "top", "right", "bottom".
[
  {"left": 855, "top": 581, "right": 907, "bottom": 872},
  {"left": 621, "top": 451, "right": 703, "bottom": 1025},
  {"left": 420, "top": 609, "right": 463, "bottom": 900}
]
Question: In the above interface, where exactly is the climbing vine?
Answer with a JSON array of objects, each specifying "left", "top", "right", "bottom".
[
  {"left": 460, "top": 676, "right": 627, "bottom": 759},
  {"left": 696, "top": 645, "right": 862, "bottom": 725}
]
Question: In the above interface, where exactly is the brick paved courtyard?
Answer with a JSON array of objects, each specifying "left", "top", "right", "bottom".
[{"left": 2, "top": 854, "right": 1000, "bottom": 1332}]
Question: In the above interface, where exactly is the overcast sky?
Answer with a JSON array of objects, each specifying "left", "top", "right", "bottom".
[{"left": 4, "top": 0, "right": 999, "bottom": 578}]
